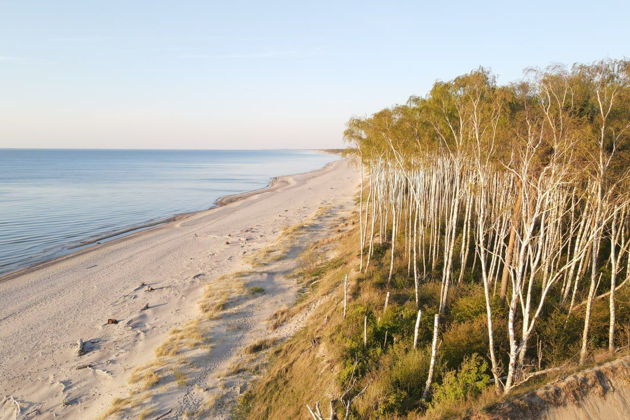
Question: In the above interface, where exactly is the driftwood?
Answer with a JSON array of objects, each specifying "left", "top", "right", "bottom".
[
  {"left": 87, "top": 366, "right": 112, "bottom": 378},
  {"left": 141, "top": 303, "right": 150, "bottom": 311},
  {"left": 306, "top": 401, "right": 325, "bottom": 420},
  {"left": 1, "top": 396, "right": 20, "bottom": 417}
]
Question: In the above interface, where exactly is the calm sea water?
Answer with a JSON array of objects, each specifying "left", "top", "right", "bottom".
[{"left": 0, "top": 149, "right": 338, "bottom": 275}]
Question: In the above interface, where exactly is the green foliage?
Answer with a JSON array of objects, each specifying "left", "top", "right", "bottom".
[
  {"left": 538, "top": 309, "right": 582, "bottom": 365},
  {"left": 417, "top": 282, "right": 442, "bottom": 309},
  {"left": 389, "top": 346, "right": 429, "bottom": 393},
  {"left": 449, "top": 285, "right": 486, "bottom": 323},
  {"left": 430, "top": 354, "right": 490, "bottom": 410},
  {"left": 353, "top": 344, "right": 430, "bottom": 417},
  {"left": 231, "top": 391, "right": 254, "bottom": 420},
  {"left": 345, "top": 57, "right": 630, "bottom": 417},
  {"left": 336, "top": 304, "right": 381, "bottom": 383},
  {"left": 441, "top": 318, "right": 488, "bottom": 371}
]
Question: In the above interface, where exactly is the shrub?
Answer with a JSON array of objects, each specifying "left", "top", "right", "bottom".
[
  {"left": 389, "top": 344, "right": 429, "bottom": 394},
  {"left": 449, "top": 285, "right": 486, "bottom": 323},
  {"left": 441, "top": 317, "right": 488, "bottom": 370},
  {"left": 353, "top": 344, "right": 430, "bottom": 417},
  {"left": 430, "top": 353, "right": 490, "bottom": 410}
]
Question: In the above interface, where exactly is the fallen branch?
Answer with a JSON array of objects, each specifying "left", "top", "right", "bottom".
[
  {"left": 153, "top": 408, "right": 172, "bottom": 420},
  {"left": 341, "top": 384, "right": 368, "bottom": 420},
  {"left": 88, "top": 367, "right": 112, "bottom": 378},
  {"left": 2, "top": 395, "right": 21, "bottom": 418},
  {"left": 306, "top": 401, "right": 325, "bottom": 420},
  {"left": 569, "top": 276, "right": 629, "bottom": 314}
]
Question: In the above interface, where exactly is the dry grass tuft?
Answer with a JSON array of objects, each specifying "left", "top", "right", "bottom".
[
  {"left": 137, "top": 407, "right": 155, "bottom": 420},
  {"left": 269, "top": 307, "right": 291, "bottom": 330},
  {"left": 173, "top": 369, "right": 188, "bottom": 387},
  {"left": 223, "top": 359, "right": 251, "bottom": 377},
  {"left": 153, "top": 319, "right": 206, "bottom": 358},
  {"left": 97, "top": 395, "right": 150, "bottom": 420},
  {"left": 245, "top": 338, "right": 277, "bottom": 354},
  {"left": 142, "top": 371, "right": 161, "bottom": 389}
]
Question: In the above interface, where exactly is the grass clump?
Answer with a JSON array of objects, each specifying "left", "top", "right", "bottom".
[
  {"left": 248, "top": 286, "right": 265, "bottom": 295},
  {"left": 173, "top": 369, "right": 188, "bottom": 387},
  {"left": 245, "top": 338, "right": 276, "bottom": 353},
  {"left": 98, "top": 397, "right": 133, "bottom": 420}
]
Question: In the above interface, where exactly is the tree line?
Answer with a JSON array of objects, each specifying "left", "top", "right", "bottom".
[{"left": 344, "top": 59, "right": 630, "bottom": 395}]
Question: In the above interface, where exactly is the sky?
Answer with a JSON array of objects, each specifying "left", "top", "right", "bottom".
[{"left": 0, "top": 1, "right": 628, "bottom": 150}]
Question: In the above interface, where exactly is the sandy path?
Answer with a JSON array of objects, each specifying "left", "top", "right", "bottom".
[
  {"left": 0, "top": 159, "right": 359, "bottom": 419},
  {"left": 178, "top": 202, "right": 353, "bottom": 419}
]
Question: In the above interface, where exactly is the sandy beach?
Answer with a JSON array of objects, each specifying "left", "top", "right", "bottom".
[{"left": 0, "top": 158, "right": 359, "bottom": 419}]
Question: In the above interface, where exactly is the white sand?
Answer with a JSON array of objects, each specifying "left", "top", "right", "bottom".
[{"left": 0, "top": 159, "right": 359, "bottom": 419}]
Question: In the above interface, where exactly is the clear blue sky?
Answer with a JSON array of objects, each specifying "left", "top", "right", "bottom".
[{"left": 1, "top": 0, "right": 628, "bottom": 149}]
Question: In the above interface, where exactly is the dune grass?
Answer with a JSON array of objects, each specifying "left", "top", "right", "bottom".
[{"left": 98, "top": 209, "right": 339, "bottom": 419}]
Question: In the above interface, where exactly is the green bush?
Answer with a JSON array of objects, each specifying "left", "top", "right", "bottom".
[
  {"left": 417, "top": 282, "right": 442, "bottom": 309},
  {"left": 449, "top": 285, "right": 486, "bottom": 323},
  {"left": 430, "top": 353, "right": 490, "bottom": 410},
  {"left": 441, "top": 318, "right": 489, "bottom": 371},
  {"left": 389, "top": 345, "right": 429, "bottom": 394},
  {"left": 354, "top": 343, "right": 430, "bottom": 417}
]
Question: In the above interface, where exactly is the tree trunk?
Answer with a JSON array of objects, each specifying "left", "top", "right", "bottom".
[
  {"left": 423, "top": 314, "right": 439, "bottom": 399},
  {"left": 343, "top": 275, "right": 348, "bottom": 319},
  {"left": 413, "top": 309, "right": 422, "bottom": 349},
  {"left": 500, "top": 190, "right": 521, "bottom": 299}
]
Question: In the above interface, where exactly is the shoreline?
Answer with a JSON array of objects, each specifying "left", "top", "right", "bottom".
[
  {"left": 0, "top": 160, "right": 336, "bottom": 284},
  {"left": 0, "top": 157, "right": 359, "bottom": 419}
]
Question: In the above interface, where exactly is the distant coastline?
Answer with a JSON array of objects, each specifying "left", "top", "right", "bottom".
[{"left": 0, "top": 157, "right": 338, "bottom": 283}]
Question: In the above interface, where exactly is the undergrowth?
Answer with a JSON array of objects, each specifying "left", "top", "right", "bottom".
[{"left": 235, "top": 219, "right": 630, "bottom": 419}]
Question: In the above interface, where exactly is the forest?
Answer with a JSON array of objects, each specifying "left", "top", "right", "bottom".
[
  {"left": 237, "top": 59, "right": 630, "bottom": 419},
  {"left": 343, "top": 58, "right": 630, "bottom": 414}
]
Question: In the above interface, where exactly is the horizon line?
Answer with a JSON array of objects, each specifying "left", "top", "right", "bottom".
[{"left": 0, "top": 147, "right": 342, "bottom": 152}]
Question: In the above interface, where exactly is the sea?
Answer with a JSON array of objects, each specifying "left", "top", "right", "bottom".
[{"left": 0, "top": 149, "right": 338, "bottom": 275}]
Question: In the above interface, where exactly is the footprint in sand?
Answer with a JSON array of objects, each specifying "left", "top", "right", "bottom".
[{"left": 125, "top": 313, "right": 148, "bottom": 330}]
